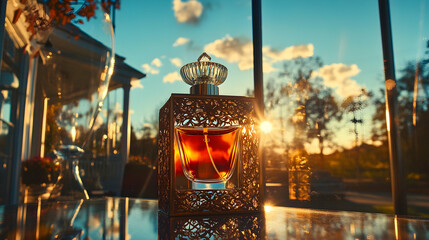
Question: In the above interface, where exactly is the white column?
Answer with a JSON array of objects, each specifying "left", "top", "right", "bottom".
[{"left": 121, "top": 85, "right": 131, "bottom": 164}]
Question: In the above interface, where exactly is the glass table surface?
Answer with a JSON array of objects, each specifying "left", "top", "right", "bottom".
[{"left": 1, "top": 197, "right": 428, "bottom": 239}]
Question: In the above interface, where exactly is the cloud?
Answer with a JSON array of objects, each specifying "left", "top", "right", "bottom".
[
  {"left": 204, "top": 35, "right": 254, "bottom": 71},
  {"left": 141, "top": 63, "right": 159, "bottom": 75},
  {"left": 151, "top": 58, "right": 162, "bottom": 67},
  {"left": 113, "top": 102, "right": 122, "bottom": 112},
  {"left": 173, "top": 37, "right": 190, "bottom": 47},
  {"left": 262, "top": 61, "right": 276, "bottom": 73},
  {"left": 262, "top": 44, "right": 314, "bottom": 72},
  {"left": 312, "top": 63, "right": 365, "bottom": 98},
  {"left": 263, "top": 44, "right": 314, "bottom": 61},
  {"left": 88, "top": 215, "right": 101, "bottom": 229},
  {"left": 170, "top": 58, "right": 182, "bottom": 67},
  {"left": 131, "top": 80, "right": 144, "bottom": 89},
  {"left": 163, "top": 72, "right": 182, "bottom": 83},
  {"left": 142, "top": 57, "right": 163, "bottom": 75},
  {"left": 173, "top": 0, "right": 203, "bottom": 24},
  {"left": 204, "top": 35, "right": 313, "bottom": 73}
]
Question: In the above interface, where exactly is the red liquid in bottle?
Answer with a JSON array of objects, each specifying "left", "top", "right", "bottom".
[{"left": 175, "top": 126, "right": 241, "bottom": 183}]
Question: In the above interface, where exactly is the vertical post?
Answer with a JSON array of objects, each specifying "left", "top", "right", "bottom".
[
  {"left": 39, "top": 98, "right": 49, "bottom": 157},
  {"left": 121, "top": 85, "right": 131, "bottom": 165},
  {"left": 252, "top": 0, "right": 266, "bottom": 203},
  {"left": 119, "top": 85, "right": 131, "bottom": 195},
  {"left": 0, "top": 0, "right": 8, "bottom": 205},
  {"left": 378, "top": 0, "right": 407, "bottom": 215},
  {"left": 9, "top": 53, "right": 30, "bottom": 205},
  {"left": 119, "top": 198, "right": 128, "bottom": 240},
  {"left": 0, "top": 0, "right": 6, "bottom": 76},
  {"left": 22, "top": 59, "right": 38, "bottom": 161},
  {"left": 252, "top": 0, "right": 264, "bottom": 114},
  {"left": 106, "top": 93, "right": 110, "bottom": 156}
]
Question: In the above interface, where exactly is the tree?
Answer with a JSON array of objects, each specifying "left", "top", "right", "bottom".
[
  {"left": 341, "top": 89, "right": 371, "bottom": 181},
  {"left": 370, "top": 57, "right": 429, "bottom": 180},
  {"left": 129, "top": 109, "right": 160, "bottom": 167},
  {"left": 270, "top": 57, "right": 343, "bottom": 168},
  {"left": 396, "top": 60, "right": 429, "bottom": 176},
  {"left": 13, "top": 0, "right": 120, "bottom": 39}
]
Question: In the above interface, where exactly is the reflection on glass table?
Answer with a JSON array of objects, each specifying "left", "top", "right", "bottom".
[{"left": 1, "top": 198, "right": 428, "bottom": 239}]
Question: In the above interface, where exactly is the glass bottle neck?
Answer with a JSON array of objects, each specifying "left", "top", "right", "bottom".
[{"left": 190, "top": 83, "right": 219, "bottom": 95}]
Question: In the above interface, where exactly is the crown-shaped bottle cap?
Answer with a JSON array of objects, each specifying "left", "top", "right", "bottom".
[{"left": 180, "top": 53, "right": 228, "bottom": 95}]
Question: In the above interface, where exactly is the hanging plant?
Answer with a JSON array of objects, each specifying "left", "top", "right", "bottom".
[{"left": 12, "top": 0, "right": 120, "bottom": 39}]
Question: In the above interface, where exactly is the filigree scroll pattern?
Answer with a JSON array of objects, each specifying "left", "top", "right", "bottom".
[
  {"left": 158, "top": 212, "right": 264, "bottom": 240},
  {"left": 173, "top": 214, "right": 264, "bottom": 240},
  {"left": 171, "top": 96, "right": 261, "bottom": 214},
  {"left": 158, "top": 102, "right": 171, "bottom": 213}
]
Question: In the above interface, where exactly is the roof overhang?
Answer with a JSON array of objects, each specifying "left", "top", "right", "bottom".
[{"left": 37, "top": 24, "right": 145, "bottom": 104}]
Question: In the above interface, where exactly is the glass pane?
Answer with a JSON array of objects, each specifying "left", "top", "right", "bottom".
[
  {"left": 390, "top": 0, "right": 429, "bottom": 216},
  {"left": 0, "top": 34, "right": 19, "bottom": 204},
  {"left": 0, "top": 83, "right": 15, "bottom": 204},
  {"left": 262, "top": 1, "right": 394, "bottom": 213},
  {"left": 35, "top": 4, "right": 116, "bottom": 201}
]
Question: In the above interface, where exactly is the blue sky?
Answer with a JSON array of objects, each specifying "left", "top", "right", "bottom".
[
  {"left": 109, "top": 0, "right": 428, "bottom": 151},
  {"left": 114, "top": 0, "right": 254, "bottom": 123}
]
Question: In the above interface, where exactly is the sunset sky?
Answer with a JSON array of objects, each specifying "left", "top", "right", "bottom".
[{"left": 106, "top": 0, "right": 428, "bottom": 152}]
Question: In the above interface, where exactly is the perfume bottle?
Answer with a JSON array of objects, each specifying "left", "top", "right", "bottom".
[
  {"left": 174, "top": 53, "right": 242, "bottom": 189},
  {"left": 158, "top": 53, "right": 262, "bottom": 216}
]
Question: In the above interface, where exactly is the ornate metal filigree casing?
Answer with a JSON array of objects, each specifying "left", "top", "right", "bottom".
[
  {"left": 158, "top": 54, "right": 262, "bottom": 216},
  {"left": 158, "top": 212, "right": 265, "bottom": 239}
]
